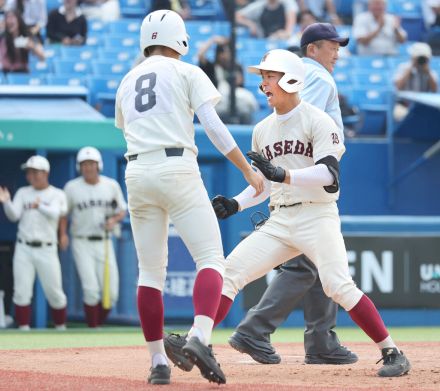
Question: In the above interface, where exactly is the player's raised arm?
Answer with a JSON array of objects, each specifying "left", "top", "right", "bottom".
[{"left": 195, "top": 102, "right": 264, "bottom": 195}]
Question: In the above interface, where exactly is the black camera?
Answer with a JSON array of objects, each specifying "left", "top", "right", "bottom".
[{"left": 416, "top": 56, "right": 428, "bottom": 65}]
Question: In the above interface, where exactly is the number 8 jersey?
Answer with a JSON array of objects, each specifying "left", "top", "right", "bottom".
[{"left": 115, "top": 55, "right": 221, "bottom": 157}]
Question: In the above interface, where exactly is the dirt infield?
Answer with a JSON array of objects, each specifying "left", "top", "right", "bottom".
[{"left": 0, "top": 342, "right": 439, "bottom": 391}]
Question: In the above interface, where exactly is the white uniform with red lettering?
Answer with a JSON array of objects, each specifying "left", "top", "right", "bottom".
[
  {"left": 222, "top": 100, "right": 364, "bottom": 312},
  {"left": 4, "top": 186, "right": 67, "bottom": 310},
  {"left": 64, "top": 176, "right": 127, "bottom": 306},
  {"left": 115, "top": 54, "right": 226, "bottom": 290}
]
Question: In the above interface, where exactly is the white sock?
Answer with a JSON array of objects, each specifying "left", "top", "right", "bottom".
[
  {"left": 377, "top": 336, "right": 398, "bottom": 352},
  {"left": 148, "top": 340, "right": 169, "bottom": 367},
  {"left": 189, "top": 315, "right": 214, "bottom": 345}
]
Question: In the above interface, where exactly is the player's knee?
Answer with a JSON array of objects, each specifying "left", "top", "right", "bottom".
[
  {"left": 320, "top": 277, "right": 359, "bottom": 310},
  {"left": 196, "top": 256, "right": 225, "bottom": 277},
  {"left": 47, "top": 293, "right": 67, "bottom": 309},
  {"left": 221, "top": 280, "right": 239, "bottom": 301},
  {"left": 83, "top": 289, "right": 101, "bottom": 306},
  {"left": 138, "top": 266, "right": 166, "bottom": 291},
  {"left": 13, "top": 294, "right": 32, "bottom": 307}
]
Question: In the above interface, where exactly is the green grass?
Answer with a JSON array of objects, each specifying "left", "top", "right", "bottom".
[{"left": 0, "top": 326, "right": 439, "bottom": 350}]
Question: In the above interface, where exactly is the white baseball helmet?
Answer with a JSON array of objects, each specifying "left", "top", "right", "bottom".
[
  {"left": 76, "top": 146, "right": 103, "bottom": 172},
  {"left": 248, "top": 49, "right": 305, "bottom": 93},
  {"left": 139, "top": 10, "right": 189, "bottom": 57}
]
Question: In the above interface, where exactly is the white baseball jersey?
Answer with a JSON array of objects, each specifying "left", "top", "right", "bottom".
[
  {"left": 252, "top": 101, "right": 345, "bottom": 207},
  {"left": 115, "top": 55, "right": 221, "bottom": 156},
  {"left": 64, "top": 176, "right": 127, "bottom": 237},
  {"left": 3, "top": 185, "right": 67, "bottom": 243}
]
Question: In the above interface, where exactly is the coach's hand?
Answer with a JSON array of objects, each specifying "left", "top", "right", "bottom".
[
  {"left": 212, "top": 195, "right": 239, "bottom": 219},
  {"left": 246, "top": 151, "right": 286, "bottom": 183}
]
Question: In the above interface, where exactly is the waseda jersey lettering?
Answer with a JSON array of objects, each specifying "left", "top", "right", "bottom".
[{"left": 251, "top": 100, "right": 345, "bottom": 206}]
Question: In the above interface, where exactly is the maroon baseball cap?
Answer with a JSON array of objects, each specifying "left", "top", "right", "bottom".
[{"left": 300, "top": 23, "right": 349, "bottom": 47}]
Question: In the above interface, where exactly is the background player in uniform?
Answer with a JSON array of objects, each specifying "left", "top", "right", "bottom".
[
  {"left": 167, "top": 49, "right": 411, "bottom": 378},
  {"left": 0, "top": 156, "right": 68, "bottom": 330},
  {"left": 114, "top": 9, "right": 264, "bottom": 386},
  {"left": 59, "top": 146, "right": 127, "bottom": 328},
  {"left": 228, "top": 22, "right": 358, "bottom": 366}
]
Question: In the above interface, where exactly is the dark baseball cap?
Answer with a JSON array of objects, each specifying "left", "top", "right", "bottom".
[{"left": 300, "top": 23, "right": 349, "bottom": 47}]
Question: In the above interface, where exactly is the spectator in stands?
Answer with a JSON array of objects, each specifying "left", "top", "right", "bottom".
[
  {"left": 80, "top": 0, "right": 120, "bottom": 22},
  {"left": 287, "top": 10, "right": 318, "bottom": 49},
  {"left": 423, "top": 0, "right": 440, "bottom": 55},
  {"left": 423, "top": 0, "right": 440, "bottom": 28},
  {"left": 197, "top": 35, "right": 257, "bottom": 124},
  {"left": 198, "top": 35, "right": 242, "bottom": 88},
  {"left": 393, "top": 42, "right": 438, "bottom": 121},
  {"left": 0, "top": 10, "right": 45, "bottom": 73},
  {"left": 216, "top": 66, "right": 259, "bottom": 124},
  {"left": 0, "top": 0, "right": 6, "bottom": 34},
  {"left": 150, "top": 0, "right": 190, "bottom": 20},
  {"left": 297, "top": 0, "right": 342, "bottom": 24},
  {"left": 5, "top": 0, "right": 47, "bottom": 43},
  {"left": 353, "top": 0, "right": 407, "bottom": 55},
  {"left": 46, "top": 0, "right": 87, "bottom": 45},
  {"left": 236, "top": 0, "right": 298, "bottom": 40}
]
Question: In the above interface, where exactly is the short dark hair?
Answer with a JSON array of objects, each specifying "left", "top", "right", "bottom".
[{"left": 302, "top": 39, "right": 324, "bottom": 57}]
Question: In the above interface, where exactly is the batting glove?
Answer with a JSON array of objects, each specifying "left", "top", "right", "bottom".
[
  {"left": 212, "top": 195, "right": 239, "bottom": 219},
  {"left": 246, "top": 151, "right": 286, "bottom": 183}
]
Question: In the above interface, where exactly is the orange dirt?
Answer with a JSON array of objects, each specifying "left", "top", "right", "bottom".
[{"left": 0, "top": 342, "right": 439, "bottom": 390}]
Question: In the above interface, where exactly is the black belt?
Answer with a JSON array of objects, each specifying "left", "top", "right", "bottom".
[
  {"left": 269, "top": 202, "right": 302, "bottom": 212},
  {"left": 18, "top": 238, "right": 53, "bottom": 247},
  {"left": 128, "top": 148, "right": 184, "bottom": 161},
  {"left": 75, "top": 236, "right": 104, "bottom": 241}
]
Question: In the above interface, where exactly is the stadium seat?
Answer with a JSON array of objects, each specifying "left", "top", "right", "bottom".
[
  {"left": 86, "top": 76, "right": 121, "bottom": 117},
  {"left": 334, "top": 56, "right": 353, "bottom": 70},
  {"left": 86, "top": 34, "right": 104, "bottom": 47},
  {"left": 352, "top": 56, "right": 389, "bottom": 70},
  {"left": 333, "top": 70, "right": 353, "bottom": 87},
  {"left": 60, "top": 46, "right": 98, "bottom": 61},
  {"left": 352, "top": 70, "right": 393, "bottom": 88},
  {"left": 185, "top": 20, "right": 217, "bottom": 39},
  {"left": 53, "top": 59, "right": 93, "bottom": 75},
  {"left": 104, "top": 34, "right": 138, "bottom": 50},
  {"left": 188, "top": 0, "right": 222, "bottom": 20},
  {"left": 98, "top": 48, "right": 138, "bottom": 63},
  {"left": 7, "top": 73, "right": 47, "bottom": 85},
  {"left": 350, "top": 87, "right": 393, "bottom": 135},
  {"left": 108, "top": 19, "right": 142, "bottom": 34},
  {"left": 92, "top": 60, "right": 131, "bottom": 76},
  {"left": 88, "top": 19, "right": 108, "bottom": 34},
  {"left": 120, "top": 0, "right": 149, "bottom": 18},
  {"left": 28, "top": 58, "right": 53, "bottom": 74},
  {"left": 46, "top": 74, "right": 87, "bottom": 87},
  {"left": 46, "top": 0, "right": 61, "bottom": 12}
]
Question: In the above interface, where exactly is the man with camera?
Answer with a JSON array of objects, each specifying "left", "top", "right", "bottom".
[{"left": 393, "top": 42, "right": 438, "bottom": 121}]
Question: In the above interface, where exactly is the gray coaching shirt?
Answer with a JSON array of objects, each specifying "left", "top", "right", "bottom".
[{"left": 300, "top": 57, "right": 344, "bottom": 141}]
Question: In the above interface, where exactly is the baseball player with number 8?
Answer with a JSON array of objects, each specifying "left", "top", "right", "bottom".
[
  {"left": 166, "top": 49, "right": 411, "bottom": 378},
  {"left": 115, "top": 9, "right": 264, "bottom": 386}
]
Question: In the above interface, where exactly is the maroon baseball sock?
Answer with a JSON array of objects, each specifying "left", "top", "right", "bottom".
[
  {"left": 348, "top": 294, "right": 389, "bottom": 343},
  {"left": 98, "top": 304, "right": 111, "bottom": 326},
  {"left": 51, "top": 307, "right": 66, "bottom": 326},
  {"left": 193, "top": 268, "right": 222, "bottom": 319},
  {"left": 15, "top": 304, "right": 31, "bottom": 326},
  {"left": 214, "top": 295, "right": 233, "bottom": 327},
  {"left": 84, "top": 303, "right": 99, "bottom": 328},
  {"left": 137, "top": 286, "right": 164, "bottom": 341}
]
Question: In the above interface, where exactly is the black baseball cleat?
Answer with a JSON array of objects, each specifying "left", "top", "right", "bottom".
[
  {"left": 305, "top": 345, "right": 358, "bottom": 365},
  {"left": 147, "top": 364, "right": 171, "bottom": 385},
  {"left": 164, "top": 333, "right": 194, "bottom": 372},
  {"left": 376, "top": 347, "right": 411, "bottom": 377},
  {"left": 182, "top": 336, "right": 226, "bottom": 384},
  {"left": 228, "top": 331, "right": 281, "bottom": 364}
]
